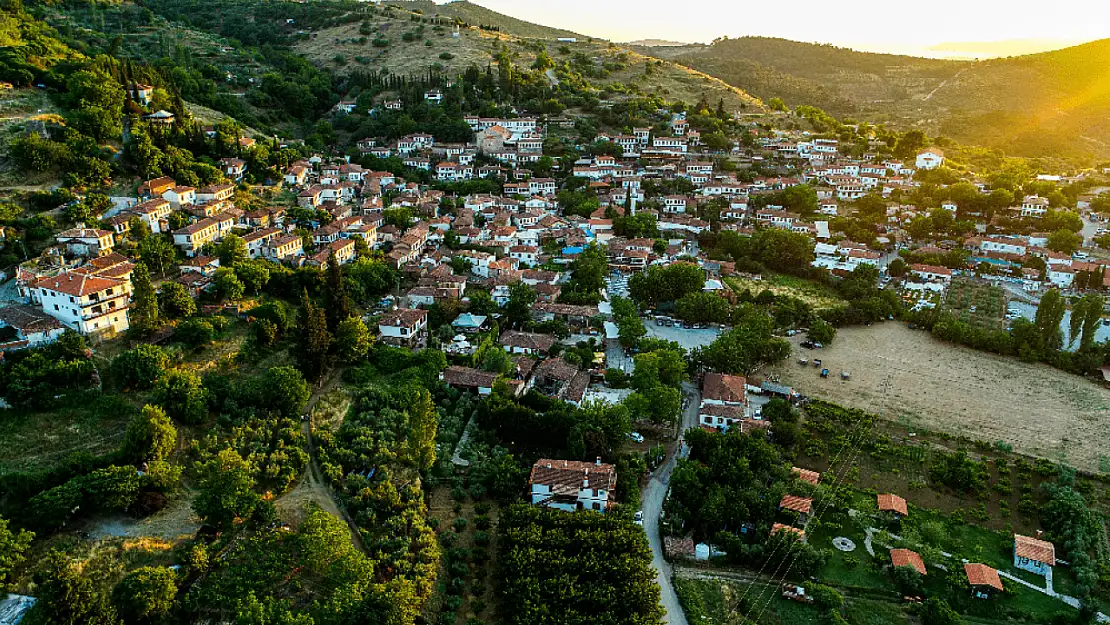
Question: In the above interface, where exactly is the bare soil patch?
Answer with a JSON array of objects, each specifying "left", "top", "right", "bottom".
[{"left": 769, "top": 323, "right": 1110, "bottom": 473}]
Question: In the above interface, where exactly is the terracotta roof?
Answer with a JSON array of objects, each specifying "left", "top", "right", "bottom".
[
  {"left": 779, "top": 495, "right": 812, "bottom": 514},
  {"left": 379, "top": 308, "right": 428, "bottom": 328},
  {"left": 442, "top": 366, "right": 499, "bottom": 389},
  {"left": 534, "top": 357, "right": 580, "bottom": 383},
  {"left": 1014, "top": 534, "right": 1055, "bottom": 565},
  {"left": 32, "top": 272, "right": 123, "bottom": 297},
  {"left": 964, "top": 563, "right": 1003, "bottom": 591},
  {"left": 877, "top": 493, "right": 908, "bottom": 516},
  {"left": 0, "top": 305, "right": 64, "bottom": 333},
  {"left": 890, "top": 548, "right": 927, "bottom": 575},
  {"left": 702, "top": 372, "right": 747, "bottom": 403},
  {"left": 528, "top": 458, "right": 616, "bottom": 495},
  {"left": 699, "top": 403, "right": 744, "bottom": 419},
  {"left": 771, "top": 523, "right": 805, "bottom": 538},
  {"left": 499, "top": 330, "right": 557, "bottom": 353},
  {"left": 792, "top": 467, "right": 820, "bottom": 485}
]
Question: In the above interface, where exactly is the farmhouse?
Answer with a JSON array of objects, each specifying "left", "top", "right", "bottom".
[
  {"left": 1013, "top": 534, "right": 1055, "bottom": 576},
  {"left": 529, "top": 458, "right": 615, "bottom": 513}
]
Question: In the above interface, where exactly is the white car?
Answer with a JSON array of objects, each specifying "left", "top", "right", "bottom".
[
  {"left": 634, "top": 510, "right": 644, "bottom": 526},
  {"left": 628, "top": 432, "right": 645, "bottom": 443}
]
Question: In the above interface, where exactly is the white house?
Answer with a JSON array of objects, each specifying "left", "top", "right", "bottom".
[
  {"left": 915, "top": 147, "right": 945, "bottom": 170},
  {"left": 529, "top": 458, "right": 615, "bottom": 513},
  {"left": 377, "top": 308, "right": 429, "bottom": 347},
  {"left": 55, "top": 228, "right": 114, "bottom": 257},
  {"left": 29, "top": 271, "right": 131, "bottom": 335},
  {"left": 1021, "top": 196, "right": 1050, "bottom": 218}
]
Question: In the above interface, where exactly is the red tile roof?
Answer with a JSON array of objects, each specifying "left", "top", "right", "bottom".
[
  {"left": 32, "top": 272, "right": 123, "bottom": 297},
  {"left": 792, "top": 467, "right": 820, "bottom": 486},
  {"left": 890, "top": 548, "right": 926, "bottom": 575},
  {"left": 779, "top": 495, "right": 812, "bottom": 514},
  {"left": 877, "top": 493, "right": 908, "bottom": 516},
  {"left": 528, "top": 458, "right": 616, "bottom": 495},
  {"left": 702, "top": 372, "right": 747, "bottom": 403},
  {"left": 771, "top": 523, "right": 805, "bottom": 538},
  {"left": 964, "top": 563, "right": 1003, "bottom": 591},
  {"left": 1014, "top": 534, "right": 1055, "bottom": 565}
]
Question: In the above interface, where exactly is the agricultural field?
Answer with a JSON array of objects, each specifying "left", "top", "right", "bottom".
[
  {"left": 769, "top": 323, "right": 1110, "bottom": 473},
  {"left": 0, "top": 394, "right": 138, "bottom": 475},
  {"left": 939, "top": 279, "right": 1008, "bottom": 330},
  {"left": 724, "top": 274, "right": 849, "bottom": 311}
]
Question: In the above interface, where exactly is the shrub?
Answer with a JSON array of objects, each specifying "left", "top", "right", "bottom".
[
  {"left": 372, "top": 38, "right": 389, "bottom": 47},
  {"left": 112, "top": 345, "right": 169, "bottom": 390},
  {"left": 453, "top": 517, "right": 468, "bottom": 532},
  {"left": 440, "top": 52, "right": 455, "bottom": 60}
]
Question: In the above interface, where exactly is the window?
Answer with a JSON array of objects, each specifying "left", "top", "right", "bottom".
[{"left": 54, "top": 304, "right": 59, "bottom": 311}]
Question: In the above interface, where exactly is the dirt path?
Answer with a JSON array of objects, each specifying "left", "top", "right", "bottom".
[
  {"left": 922, "top": 66, "right": 971, "bottom": 101},
  {"left": 276, "top": 371, "right": 368, "bottom": 552},
  {"left": 769, "top": 323, "right": 1110, "bottom": 472}
]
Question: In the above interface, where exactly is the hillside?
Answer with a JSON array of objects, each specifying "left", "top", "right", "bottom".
[
  {"left": 390, "top": 0, "right": 584, "bottom": 40},
  {"left": 283, "top": 2, "right": 763, "bottom": 113},
  {"left": 649, "top": 36, "right": 1110, "bottom": 159}
]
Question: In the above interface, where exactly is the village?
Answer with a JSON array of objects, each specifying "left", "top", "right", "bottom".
[{"left": 2, "top": 7, "right": 1110, "bottom": 622}]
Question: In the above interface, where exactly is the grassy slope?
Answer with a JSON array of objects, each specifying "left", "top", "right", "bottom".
[{"left": 297, "top": 5, "right": 762, "bottom": 114}]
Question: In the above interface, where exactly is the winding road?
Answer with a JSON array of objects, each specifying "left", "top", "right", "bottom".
[{"left": 640, "top": 381, "right": 700, "bottom": 624}]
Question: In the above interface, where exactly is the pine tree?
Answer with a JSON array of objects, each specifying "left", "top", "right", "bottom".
[
  {"left": 296, "top": 290, "right": 332, "bottom": 381},
  {"left": 130, "top": 263, "right": 160, "bottom": 335},
  {"left": 324, "top": 251, "right": 351, "bottom": 331}
]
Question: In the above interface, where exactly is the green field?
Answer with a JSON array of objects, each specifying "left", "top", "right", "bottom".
[{"left": 940, "top": 279, "right": 1007, "bottom": 330}]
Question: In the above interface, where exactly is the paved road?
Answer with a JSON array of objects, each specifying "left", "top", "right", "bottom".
[{"left": 640, "top": 381, "right": 700, "bottom": 625}]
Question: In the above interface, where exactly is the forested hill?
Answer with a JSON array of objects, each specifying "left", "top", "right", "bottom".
[{"left": 647, "top": 36, "right": 1110, "bottom": 160}]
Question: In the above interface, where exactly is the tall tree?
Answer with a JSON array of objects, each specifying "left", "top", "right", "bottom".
[
  {"left": 1079, "top": 293, "right": 1104, "bottom": 351},
  {"left": 129, "top": 263, "right": 159, "bottom": 335},
  {"left": 324, "top": 252, "right": 351, "bottom": 330},
  {"left": 296, "top": 290, "right": 332, "bottom": 381},
  {"left": 1035, "top": 289, "right": 1066, "bottom": 351},
  {"left": 192, "top": 448, "right": 259, "bottom": 529}
]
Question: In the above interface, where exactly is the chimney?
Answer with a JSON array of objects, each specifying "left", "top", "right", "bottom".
[
  {"left": 545, "top": 462, "right": 551, "bottom": 469},
  {"left": 596, "top": 456, "right": 602, "bottom": 466}
]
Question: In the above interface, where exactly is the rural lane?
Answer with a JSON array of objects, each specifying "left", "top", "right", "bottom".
[{"left": 641, "top": 381, "right": 700, "bottom": 625}]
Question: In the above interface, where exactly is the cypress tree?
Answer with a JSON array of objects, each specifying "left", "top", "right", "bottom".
[
  {"left": 324, "top": 251, "right": 351, "bottom": 331},
  {"left": 130, "top": 263, "right": 160, "bottom": 335},
  {"left": 296, "top": 290, "right": 332, "bottom": 381}
]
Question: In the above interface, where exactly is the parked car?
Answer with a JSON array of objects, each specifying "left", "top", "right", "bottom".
[
  {"left": 628, "top": 432, "right": 645, "bottom": 443},
  {"left": 634, "top": 510, "right": 644, "bottom": 526}
]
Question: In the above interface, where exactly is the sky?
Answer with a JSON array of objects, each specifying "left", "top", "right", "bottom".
[{"left": 455, "top": 0, "right": 1110, "bottom": 55}]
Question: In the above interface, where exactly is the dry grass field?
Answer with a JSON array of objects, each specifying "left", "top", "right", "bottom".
[{"left": 769, "top": 323, "right": 1110, "bottom": 473}]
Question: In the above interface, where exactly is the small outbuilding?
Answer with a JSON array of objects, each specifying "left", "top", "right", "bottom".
[
  {"left": 964, "top": 563, "right": 1003, "bottom": 599},
  {"left": 877, "top": 493, "right": 909, "bottom": 519},
  {"left": 890, "top": 548, "right": 927, "bottom": 576}
]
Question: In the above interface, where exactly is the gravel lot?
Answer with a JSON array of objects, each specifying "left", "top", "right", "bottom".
[{"left": 768, "top": 323, "right": 1110, "bottom": 472}]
